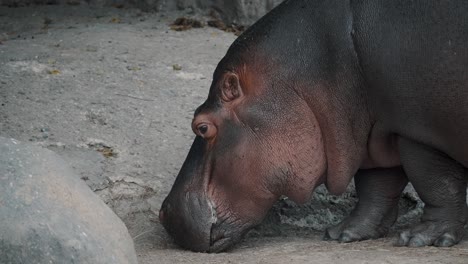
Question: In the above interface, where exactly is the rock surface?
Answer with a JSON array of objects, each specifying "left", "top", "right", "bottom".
[{"left": 0, "top": 137, "right": 138, "bottom": 264}]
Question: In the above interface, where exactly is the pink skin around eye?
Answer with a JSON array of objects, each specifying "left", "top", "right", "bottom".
[{"left": 195, "top": 123, "right": 217, "bottom": 139}]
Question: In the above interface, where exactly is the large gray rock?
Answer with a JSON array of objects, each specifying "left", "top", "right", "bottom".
[{"left": 0, "top": 137, "right": 138, "bottom": 264}]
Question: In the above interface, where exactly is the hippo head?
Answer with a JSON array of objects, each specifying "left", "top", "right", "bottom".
[{"left": 159, "top": 48, "right": 328, "bottom": 252}]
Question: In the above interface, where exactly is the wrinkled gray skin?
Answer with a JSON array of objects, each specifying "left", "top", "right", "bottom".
[{"left": 160, "top": 0, "right": 468, "bottom": 252}]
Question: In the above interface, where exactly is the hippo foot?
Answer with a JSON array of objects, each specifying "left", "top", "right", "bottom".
[
  {"left": 397, "top": 138, "right": 468, "bottom": 247},
  {"left": 323, "top": 213, "right": 393, "bottom": 243},
  {"left": 395, "top": 221, "right": 466, "bottom": 247},
  {"left": 324, "top": 168, "right": 407, "bottom": 243}
]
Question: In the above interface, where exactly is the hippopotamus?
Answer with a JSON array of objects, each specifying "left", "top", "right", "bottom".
[{"left": 159, "top": 0, "right": 468, "bottom": 252}]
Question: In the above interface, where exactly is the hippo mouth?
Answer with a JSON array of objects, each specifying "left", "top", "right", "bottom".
[
  {"left": 209, "top": 227, "right": 234, "bottom": 253},
  {"left": 205, "top": 202, "right": 248, "bottom": 252},
  {"left": 208, "top": 215, "right": 253, "bottom": 253}
]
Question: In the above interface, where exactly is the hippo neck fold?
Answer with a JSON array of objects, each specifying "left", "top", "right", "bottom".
[
  {"left": 226, "top": 0, "right": 372, "bottom": 195},
  {"left": 303, "top": 81, "right": 371, "bottom": 195}
]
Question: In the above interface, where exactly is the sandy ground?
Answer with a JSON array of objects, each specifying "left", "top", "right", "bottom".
[{"left": 0, "top": 5, "right": 467, "bottom": 263}]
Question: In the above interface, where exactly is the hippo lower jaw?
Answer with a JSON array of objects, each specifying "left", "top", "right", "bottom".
[
  {"left": 209, "top": 234, "right": 234, "bottom": 253},
  {"left": 206, "top": 198, "right": 238, "bottom": 253},
  {"left": 207, "top": 203, "right": 236, "bottom": 253},
  {"left": 208, "top": 218, "right": 253, "bottom": 253}
]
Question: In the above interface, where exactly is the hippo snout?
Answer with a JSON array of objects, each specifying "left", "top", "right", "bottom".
[
  {"left": 160, "top": 137, "right": 259, "bottom": 252},
  {"left": 159, "top": 192, "right": 213, "bottom": 252},
  {"left": 160, "top": 191, "right": 231, "bottom": 252}
]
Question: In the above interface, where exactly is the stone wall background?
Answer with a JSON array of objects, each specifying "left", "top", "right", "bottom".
[{"left": 0, "top": 0, "right": 284, "bottom": 25}]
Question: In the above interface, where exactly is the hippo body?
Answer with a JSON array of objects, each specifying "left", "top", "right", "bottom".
[{"left": 160, "top": 0, "right": 468, "bottom": 252}]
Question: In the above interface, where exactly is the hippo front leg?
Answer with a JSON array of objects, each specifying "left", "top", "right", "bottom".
[
  {"left": 324, "top": 167, "right": 408, "bottom": 242},
  {"left": 396, "top": 138, "right": 468, "bottom": 247}
]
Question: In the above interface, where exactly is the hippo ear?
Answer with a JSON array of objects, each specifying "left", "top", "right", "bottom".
[{"left": 221, "top": 73, "right": 243, "bottom": 102}]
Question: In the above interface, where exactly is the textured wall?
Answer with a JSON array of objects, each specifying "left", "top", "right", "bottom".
[
  {"left": 181, "top": 0, "right": 284, "bottom": 25},
  {"left": 0, "top": 0, "right": 284, "bottom": 25}
]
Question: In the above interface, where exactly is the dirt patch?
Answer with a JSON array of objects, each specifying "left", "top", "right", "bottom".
[
  {"left": 207, "top": 19, "right": 245, "bottom": 36},
  {"left": 170, "top": 17, "right": 204, "bottom": 31}
]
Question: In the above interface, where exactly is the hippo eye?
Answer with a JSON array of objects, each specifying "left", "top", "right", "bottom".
[
  {"left": 198, "top": 124, "right": 208, "bottom": 135},
  {"left": 194, "top": 122, "right": 217, "bottom": 139}
]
